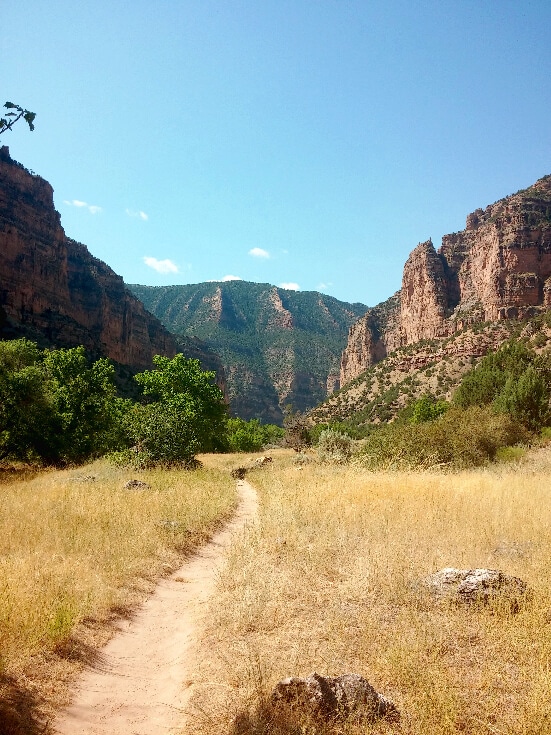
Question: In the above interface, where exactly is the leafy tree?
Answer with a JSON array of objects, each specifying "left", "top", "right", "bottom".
[
  {"left": 0, "top": 102, "right": 36, "bottom": 136},
  {"left": 0, "top": 340, "right": 126, "bottom": 464},
  {"left": 226, "top": 418, "right": 265, "bottom": 452},
  {"left": 0, "top": 339, "right": 57, "bottom": 462},
  {"left": 43, "top": 346, "right": 124, "bottom": 462},
  {"left": 259, "top": 422, "right": 285, "bottom": 447},
  {"left": 225, "top": 417, "right": 284, "bottom": 452},
  {"left": 410, "top": 394, "right": 449, "bottom": 424},
  {"left": 127, "top": 354, "right": 227, "bottom": 466}
]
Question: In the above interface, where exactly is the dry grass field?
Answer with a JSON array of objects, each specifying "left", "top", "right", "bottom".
[
  {"left": 192, "top": 450, "right": 551, "bottom": 734},
  {"left": 0, "top": 459, "right": 236, "bottom": 734}
]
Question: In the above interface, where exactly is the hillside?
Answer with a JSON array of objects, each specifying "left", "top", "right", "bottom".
[
  {"left": 129, "top": 281, "right": 367, "bottom": 423},
  {"left": 318, "top": 174, "right": 551, "bottom": 426}
]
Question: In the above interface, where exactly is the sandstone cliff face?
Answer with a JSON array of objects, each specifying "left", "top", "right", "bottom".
[
  {"left": 339, "top": 293, "right": 401, "bottom": 383},
  {"left": 0, "top": 147, "right": 227, "bottom": 397},
  {"left": 0, "top": 146, "right": 179, "bottom": 369},
  {"left": 341, "top": 175, "right": 551, "bottom": 385}
]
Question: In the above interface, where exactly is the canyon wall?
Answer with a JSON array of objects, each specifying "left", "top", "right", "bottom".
[
  {"left": 131, "top": 281, "right": 367, "bottom": 423},
  {"left": 0, "top": 146, "right": 226, "bottom": 395},
  {"left": 0, "top": 146, "right": 178, "bottom": 368},
  {"left": 341, "top": 174, "right": 551, "bottom": 384}
]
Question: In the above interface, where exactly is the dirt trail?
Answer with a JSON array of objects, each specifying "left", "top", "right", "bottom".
[{"left": 53, "top": 478, "right": 258, "bottom": 735}]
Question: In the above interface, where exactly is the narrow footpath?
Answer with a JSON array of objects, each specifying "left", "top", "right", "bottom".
[{"left": 53, "top": 479, "right": 258, "bottom": 735}]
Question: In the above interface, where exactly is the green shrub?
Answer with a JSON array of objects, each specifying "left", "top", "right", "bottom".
[
  {"left": 495, "top": 445, "right": 526, "bottom": 463},
  {"left": 493, "top": 365, "right": 550, "bottom": 431},
  {"left": 316, "top": 428, "right": 355, "bottom": 464},
  {"left": 454, "top": 340, "right": 551, "bottom": 431},
  {"left": 225, "top": 418, "right": 284, "bottom": 452},
  {"left": 357, "top": 406, "right": 528, "bottom": 471},
  {"left": 410, "top": 394, "right": 449, "bottom": 424}
]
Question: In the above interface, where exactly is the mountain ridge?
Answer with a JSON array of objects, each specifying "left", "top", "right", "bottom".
[{"left": 129, "top": 280, "right": 367, "bottom": 423}]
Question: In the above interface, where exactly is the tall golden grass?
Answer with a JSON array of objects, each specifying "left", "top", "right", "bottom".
[
  {"left": 0, "top": 459, "right": 236, "bottom": 734},
  {"left": 192, "top": 450, "right": 551, "bottom": 734}
]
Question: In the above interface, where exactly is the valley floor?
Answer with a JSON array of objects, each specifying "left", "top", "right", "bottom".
[{"left": 1, "top": 448, "right": 550, "bottom": 734}]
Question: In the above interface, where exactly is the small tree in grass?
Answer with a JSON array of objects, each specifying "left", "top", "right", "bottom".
[
  {"left": 122, "top": 354, "right": 227, "bottom": 467},
  {"left": 283, "top": 407, "right": 310, "bottom": 452}
]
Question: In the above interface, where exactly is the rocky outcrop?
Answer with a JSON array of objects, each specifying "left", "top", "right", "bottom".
[
  {"left": 341, "top": 175, "right": 551, "bottom": 385},
  {"left": 400, "top": 239, "right": 449, "bottom": 343},
  {"left": 423, "top": 568, "right": 528, "bottom": 610},
  {"left": 0, "top": 146, "right": 178, "bottom": 369},
  {"left": 0, "top": 146, "right": 227, "bottom": 393},
  {"left": 339, "top": 292, "right": 401, "bottom": 383},
  {"left": 272, "top": 672, "right": 399, "bottom": 724}
]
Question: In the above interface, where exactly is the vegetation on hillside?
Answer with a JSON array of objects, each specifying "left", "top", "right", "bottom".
[
  {"left": 129, "top": 281, "right": 367, "bottom": 422},
  {"left": 311, "top": 321, "right": 551, "bottom": 470}
]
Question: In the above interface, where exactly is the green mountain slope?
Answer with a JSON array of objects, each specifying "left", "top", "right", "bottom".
[{"left": 129, "top": 281, "right": 367, "bottom": 424}]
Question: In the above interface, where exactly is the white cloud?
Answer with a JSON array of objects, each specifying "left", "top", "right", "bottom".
[
  {"left": 126, "top": 208, "right": 148, "bottom": 221},
  {"left": 207, "top": 275, "right": 243, "bottom": 282},
  {"left": 63, "top": 199, "right": 102, "bottom": 215},
  {"left": 280, "top": 282, "right": 300, "bottom": 291},
  {"left": 317, "top": 281, "right": 333, "bottom": 291},
  {"left": 249, "top": 247, "right": 270, "bottom": 259},
  {"left": 143, "top": 256, "right": 179, "bottom": 274}
]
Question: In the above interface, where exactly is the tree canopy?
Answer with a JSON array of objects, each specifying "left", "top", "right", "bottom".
[{"left": 0, "top": 340, "right": 229, "bottom": 467}]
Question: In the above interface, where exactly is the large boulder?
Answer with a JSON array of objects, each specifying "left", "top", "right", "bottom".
[
  {"left": 271, "top": 671, "right": 399, "bottom": 724},
  {"left": 424, "top": 567, "right": 527, "bottom": 609}
]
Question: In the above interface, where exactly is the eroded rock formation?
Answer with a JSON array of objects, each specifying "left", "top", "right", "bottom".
[
  {"left": 0, "top": 146, "right": 227, "bottom": 394},
  {"left": 341, "top": 175, "right": 551, "bottom": 384},
  {"left": 0, "top": 146, "right": 178, "bottom": 368}
]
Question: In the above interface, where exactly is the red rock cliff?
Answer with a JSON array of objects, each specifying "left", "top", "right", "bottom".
[
  {"left": 341, "top": 174, "right": 551, "bottom": 385},
  {"left": 0, "top": 146, "right": 178, "bottom": 369}
]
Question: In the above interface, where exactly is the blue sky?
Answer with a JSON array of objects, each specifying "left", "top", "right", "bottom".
[{"left": 3, "top": 1, "right": 551, "bottom": 306}]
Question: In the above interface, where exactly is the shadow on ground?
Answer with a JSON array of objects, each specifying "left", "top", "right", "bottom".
[
  {"left": 0, "top": 673, "right": 47, "bottom": 735},
  {"left": 0, "top": 634, "right": 107, "bottom": 735}
]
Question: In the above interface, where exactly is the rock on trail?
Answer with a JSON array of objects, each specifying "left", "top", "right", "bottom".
[{"left": 53, "top": 479, "right": 258, "bottom": 735}]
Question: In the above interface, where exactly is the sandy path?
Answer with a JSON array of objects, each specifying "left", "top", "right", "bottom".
[{"left": 53, "top": 479, "right": 258, "bottom": 735}]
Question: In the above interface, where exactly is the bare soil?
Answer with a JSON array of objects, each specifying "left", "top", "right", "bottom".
[{"left": 53, "top": 479, "right": 258, "bottom": 735}]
